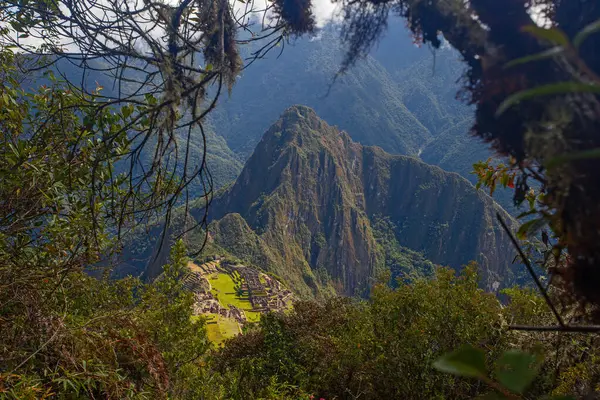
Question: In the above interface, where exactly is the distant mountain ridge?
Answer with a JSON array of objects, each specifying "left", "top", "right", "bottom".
[
  {"left": 43, "top": 24, "right": 511, "bottom": 210},
  {"left": 207, "top": 26, "right": 515, "bottom": 210},
  {"left": 210, "top": 27, "right": 473, "bottom": 158}
]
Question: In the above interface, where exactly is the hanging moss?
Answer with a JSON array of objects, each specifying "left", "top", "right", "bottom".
[{"left": 272, "top": 0, "right": 316, "bottom": 36}]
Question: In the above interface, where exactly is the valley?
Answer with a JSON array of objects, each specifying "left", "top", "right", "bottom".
[{"left": 49, "top": 26, "right": 514, "bottom": 209}]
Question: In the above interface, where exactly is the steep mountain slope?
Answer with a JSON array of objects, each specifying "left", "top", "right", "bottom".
[
  {"left": 208, "top": 26, "right": 485, "bottom": 157},
  {"left": 207, "top": 106, "right": 517, "bottom": 296},
  {"left": 372, "top": 27, "right": 473, "bottom": 139},
  {"left": 420, "top": 120, "right": 515, "bottom": 212},
  {"left": 210, "top": 28, "right": 433, "bottom": 157},
  {"left": 210, "top": 105, "right": 379, "bottom": 296},
  {"left": 43, "top": 25, "right": 505, "bottom": 210},
  {"left": 207, "top": 26, "right": 512, "bottom": 210},
  {"left": 46, "top": 57, "right": 243, "bottom": 192}
]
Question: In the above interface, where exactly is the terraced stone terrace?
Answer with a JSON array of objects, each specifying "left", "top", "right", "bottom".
[{"left": 185, "top": 258, "right": 293, "bottom": 343}]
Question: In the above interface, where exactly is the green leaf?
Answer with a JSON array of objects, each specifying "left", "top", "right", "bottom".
[
  {"left": 517, "top": 218, "right": 546, "bottom": 240},
  {"left": 546, "top": 147, "right": 600, "bottom": 169},
  {"left": 505, "top": 47, "right": 564, "bottom": 68},
  {"left": 121, "top": 104, "right": 133, "bottom": 119},
  {"left": 9, "top": 20, "right": 23, "bottom": 33},
  {"left": 574, "top": 18, "right": 600, "bottom": 48},
  {"left": 496, "top": 82, "right": 600, "bottom": 116},
  {"left": 433, "top": 345, "right": 487, "bottom": 378},
  {"left": 516, "top": 209, "right": 538, "bottom": 220},
  {"left": 495, "top": 350, "right": 539, "bottom": 394},
  {"left": 522, "top": 25, "right": 569, "bottom": 46}
]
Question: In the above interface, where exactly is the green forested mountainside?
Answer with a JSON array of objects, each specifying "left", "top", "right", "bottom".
[
  {"left": 206, "top": 213, "right": 337, "bottom": 298},
  {"left": 420, "top": 120, "right": 515, "bottom": 211},
  {"left": 200, "top": 126, "right": 244, "bottom": 189},
  {"left": 47, "top": 58, "right": 244, "bottom": 192},
  {"left": 211, "top": 27, "right": 472, "bottom": 155},
  {"left": 209, "top": 105, "right": 381, "bottom": 297},
  {"left": 138, "top": 123, "right": 244, "bottom": 193},
  {"left": 133, "top": 106, "right": 517, "bottom": 297},
  {"left": 421, "top": 120, "right": 487, "bottom": 171},
  {"left": 210, "top": 28, "right": 432, "bottom": 156},
  {"left": 48, "top": 25, "right": 507, "bottom": 209},
  {"left": 371, "top": 214, "right": 436, "bottom": 284},
  {"left": 371, "top": 25, "right": 473, "bottom": 137},
  {"left": 208, "top": 26, "right": 512, "bottom": 209}
]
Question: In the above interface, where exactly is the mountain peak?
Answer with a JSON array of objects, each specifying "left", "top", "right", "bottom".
[
  {"left": 258, "top": 104, "right": 354, "bottom": 155},
  {"left": 268, "top": 104, "right": 335, "bottom": 140},
  {"left": 209, "top": 108, "right": 517, "bottom": 297},
  {"left": 279, "top": 105, "right": 319, "bottom": 122}
]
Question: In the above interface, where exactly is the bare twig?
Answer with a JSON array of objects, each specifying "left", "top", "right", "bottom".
[{"left": 496, "top": 212, "right": 565, "bottom": 327}]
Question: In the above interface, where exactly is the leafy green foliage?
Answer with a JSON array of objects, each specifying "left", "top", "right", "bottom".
[
  {"left": 0, "top": 38, "right": 213, "bottom": 398},
  {"left": 573, "top": 19, "right": 600, "bottom": 48},
  {"left": 497, "top": 81, "right": 600, "bottom": 116},
  {"left": 433, "top": 345, "right": 487, "bottom": 378},
  {"left": 434, "top": 347, "right": 551, "bottom": 398},
  {"left": 495, "top": 350, "right": 540, "bottom": 394},
  {"left": 210, "top": 264, "right": 600, "bottom": 399},
  {"left": 473, "top": 158, "right": 516, "bottom": 196},
  {"left": 3, "top": 4, "right": 600, "bottom": 399},
  {"left": 213, "top": 266, "right": 507, "bottom": 399},
  {"left": 470, "top": 19, "right": 600, "bottom": 317}
]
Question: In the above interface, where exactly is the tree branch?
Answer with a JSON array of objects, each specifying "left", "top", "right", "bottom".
[{"left": 496, "top": 212, "right": 565, "bottom": 327}]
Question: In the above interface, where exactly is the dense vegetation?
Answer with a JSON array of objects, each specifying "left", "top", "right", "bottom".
[
  {"left": 211, "top": 266, "right": 600, "bottom": 399},
  {"left": 0, "top": 43, "right": 210, "bottom": 396},
  {"left": 2, "top": 0, "right": 600, "bottom": 397}
]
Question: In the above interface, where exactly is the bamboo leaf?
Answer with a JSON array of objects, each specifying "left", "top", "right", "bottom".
[
  {"left": 546, "top": 147, "right": 600, "bottom": 168},
  {"left": 574, "top": 18, "right": 600, "bottom": 48},
  {"left": 496, "top": 82, "right": 600, "bottom": 116},
  {"left": 495, "top": 350, "right": 539, "bottom": 394},
  {"left": 433, "top": 345, "right": 487, "bottom": 378},
  {"left": 522, "top": 25, "right": 569, "bottom": 46},
  {"left": 505, "top": 47, "right": 564, "bottom": 69},
  {"left": 517, "top": 218, "right": 546, "bottom": 240}
]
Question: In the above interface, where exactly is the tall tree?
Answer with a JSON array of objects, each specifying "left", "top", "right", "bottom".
[
  {"left": 0, "top": 24, "right": 212, "bottom": 397},
  {"left": 0, "top": 0, "right": 317, "bottom": 241}
]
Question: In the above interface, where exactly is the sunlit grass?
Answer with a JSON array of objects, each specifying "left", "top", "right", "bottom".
[
  {"left": 209, "top": 273, "right": 253, "bottom": 310},
  {"left": 205, "top": 315, "right": 240, "bottom": 344}
]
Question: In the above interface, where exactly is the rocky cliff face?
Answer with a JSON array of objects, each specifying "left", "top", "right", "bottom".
[
  {"left": 210, "top": 106, "right": 377, "bottom": 296},
  {"left": 208, "top": 105, "right": 517, "bottom": 296}
]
